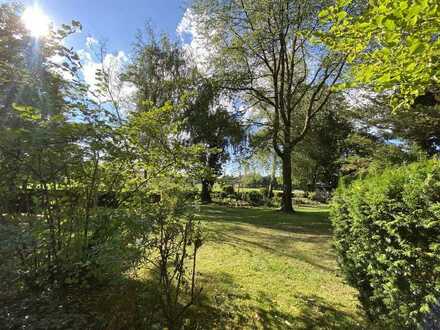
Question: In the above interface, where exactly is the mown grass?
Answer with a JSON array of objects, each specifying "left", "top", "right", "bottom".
[
  {"left": 186, "top": 204, "right": 369, "bottom": 329},
  {"left": 1, "top": 204, "right": 370, "bottom": 329}
]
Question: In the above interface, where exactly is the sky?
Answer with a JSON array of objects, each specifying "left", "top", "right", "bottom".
[
  {"left": 2, "top": 0, "right": 188, "bottom": 52},
  {"left": 0, "top": 0, "right": 244, "bottom": 175}
]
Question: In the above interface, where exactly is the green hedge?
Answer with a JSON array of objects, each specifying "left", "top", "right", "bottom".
[{"left": 331, "top": 160, "right": 440, "bottom": 328}]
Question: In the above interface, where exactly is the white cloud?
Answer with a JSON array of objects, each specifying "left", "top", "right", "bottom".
[
  {"left": 177, "top": 9, "right": 217, "bottom": 75},
  {"left": 79, "top": 48, "right": 137, "bottom": 116},
  {"left": 48, "top": 53, "right": 75, "bottom": 81}
]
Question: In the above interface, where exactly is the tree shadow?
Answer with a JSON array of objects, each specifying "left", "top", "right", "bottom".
[
  {"left": 209, "top": 229, "right": 335, "bottom": 273},
  {"left": 255, "top": 292, "right": 370, "bottom": 330},
  {"left": 198, "top": 205, "right": 337, "bottom": 273},
  {"left": 199, "top": 205, "right": 332, "bottom": 236},
  {"left": 186, "top": 271, "right": 369, "bottom": 329}
]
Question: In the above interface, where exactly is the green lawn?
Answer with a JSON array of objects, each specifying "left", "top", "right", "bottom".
[
  {"left": 188, "top": 205, "right": 369, "bottom": 329},
  {"left": 0, "top": 204, "right": 370, "bottom": 329}
]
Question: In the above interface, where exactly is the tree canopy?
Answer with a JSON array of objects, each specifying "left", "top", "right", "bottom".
[{"left": 319, "top": 0, "right": 440, "bottom": 109}]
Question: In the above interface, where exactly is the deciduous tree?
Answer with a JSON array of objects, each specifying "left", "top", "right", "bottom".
[{"left": 190, "top": 0, "right": 346, "bottom": 211}]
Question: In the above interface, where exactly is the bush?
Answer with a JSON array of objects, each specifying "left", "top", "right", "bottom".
[
  {"left": 293, "top": 190, "right": 306, "bottom": 198},
  {"left": 222, "top": 185, "right": 235, "bottom": 195},
  {"left": 242, "top": 190, "right": 265, "bottom": 206},
  {"left": 331, "top": 160, "right": 440, "bottom": 328},
  {"left": 307, "top": 191, "right": 317, "bottom": 200},
  {"left": 308, "top": 190, "right": 330, "bottom": 203},
  {"left": 293, "top": 197, "right": 319, "bottom": 206}
]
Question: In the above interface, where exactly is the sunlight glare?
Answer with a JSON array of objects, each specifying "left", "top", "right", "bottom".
[{"left": 22, "top": 5, "right": 51, "bottom": 38}]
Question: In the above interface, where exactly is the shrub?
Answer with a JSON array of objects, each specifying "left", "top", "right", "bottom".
[
  {"left": 331, "top": 160, "right": 440, "bottom": 328},
  {"left": 272, "top": 196, "right": 282, "bottom": 207},
  {"left": 293, "top": 190, "right": 306, "bottom": 198},
  {"left": 219, "top": 191, "right": 228, "bottom": 199},
  {"left": 308, "top": 190, "right": 330, "bottom": 203},
  {"left": 244, "top": 190, "right": 265, "bottom": 206},
  {"left": 307, "top": 191, "right": 317, "bottom": 200},
  {"left": 293, "top": 197, "right": 319, "bottom": 206},
  {"left": 259, "top": 187, "right": 273, "bottom": 199},
  {"left": 143, "top": 193, "right": 203, "bottom": 329},
  {"left": 222, "top": 185, "right": 235, "bottom": 195},
  {"left": 275, "top": 191, "right": 283, "bottom": 198}
]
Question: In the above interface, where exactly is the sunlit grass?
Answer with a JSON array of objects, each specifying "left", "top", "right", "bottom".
[
  {"left": 188, "top": 205, "right": 369, "bottom": 329},
  {"left": 29, "top": 204, "right": 371, "bottom": 329}
]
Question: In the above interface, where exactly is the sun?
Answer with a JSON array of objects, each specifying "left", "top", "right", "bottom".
[{"left": 22, "top": 5, "right": 51, "bottom": 38}]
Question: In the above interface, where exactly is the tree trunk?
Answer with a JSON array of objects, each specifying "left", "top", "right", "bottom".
[
  {"left": 200, "top": 179, "right": 212, "bottom": 204},
  {"left": 281, "top": 153, "right": 294, "bottom": 213}
]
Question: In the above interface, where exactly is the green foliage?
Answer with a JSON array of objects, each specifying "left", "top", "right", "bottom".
[
  {"left": 319, "top": 0, "right": 440, "bottom": 109},
  {"left": 142, "top": 192, "right": 203, "bottom": 329},
  {"left": 125, "top": 29, "right": 193, "bottom": 109},
  {"left": 191, "top": 0, "right": 346, "bottom": 212},
  {"left": 331, "top": 160, "right": 440, "bottom": 327},
  {"left": 125, "top": 28, "right": 244, "bottom": 203},
  {"left": 293, "top": 100, "right": 353, "bottom": 190},
  {"left": 242, "top": 190, "right": 265, "bottom": 206},
  {"left": 0, "top": 8, "right": 207, "bottom": 328},
  {"left": 339, "top": 132, "right": 426, "bottom": 180},
  {"left": 379, "top": 103, "right": 440, "bottom": 156},
  {"left": 222, "top": 185, "right": 235, "bottom": 195},
  {"left": 293, "top": 190, "right": 307, "bottom": 198}
]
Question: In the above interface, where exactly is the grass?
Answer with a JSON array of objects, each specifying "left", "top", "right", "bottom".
[
  {"left": 187, "top": 204, "right": 369, "bottom": 329},
  {"left": 1, "top": 204, "right": 370, "bottom": 329}
]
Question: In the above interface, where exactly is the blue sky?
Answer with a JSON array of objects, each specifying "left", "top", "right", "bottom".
[
  {"left": 3, "top": 0, "right": 187, "bottom": 51},
  {"left": 1, "top": 0, "right": 244, "bottom": 175}
]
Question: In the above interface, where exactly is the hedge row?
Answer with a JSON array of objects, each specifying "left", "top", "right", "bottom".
[
  {"left": 0, "top": 190, "right": 164, "bottom": 213},
  {"left": 211, "top": 188, "right": 325, "bottom": 207},
  {"left": 331, "top": 160, "right": 440, "bottom": 328},
  {"left": 211, "top": 190, "right": 268, "bottom": 206}
]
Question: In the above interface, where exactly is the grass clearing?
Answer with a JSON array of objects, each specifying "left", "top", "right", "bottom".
[
  {"left": 189, "top": 204, "right": 369, "bottom": 329},
  {"left": 1, "top": 204, "right": 370, "bottom": 329}
]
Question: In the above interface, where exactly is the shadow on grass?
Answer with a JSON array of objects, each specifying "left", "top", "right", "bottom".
[
  {"left": 211, "top": 230, "right": 335, "bottom": 273},
  {"left": 0, "top": 273, "right": 166, "bottom": 330},
  {"left": 198, "top": 205, "right": 336, "bottom": 273},
  {"left": 187, "top": 271, "right": 367, "bottom": 329},
  {"left": 198, "top": 204, "right": 332, "bottom": 236}
]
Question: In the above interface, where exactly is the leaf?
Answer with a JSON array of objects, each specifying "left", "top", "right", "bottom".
[
  {"left": 319, "top": 9, "right": 330, "bottom": 18},
  {"left": 408, "top": 5, "right": 422, "bottom": 18},
  {"left": 337, "top": 11, "right": 347, "bottom": 20},
  {"left": 12, "top": 103, "right": 42, "bottom": 121},
  {"left": 384, "top": 19, "right": 396, "bottom": 30},
  {"left": 409, "top": 40, "right": 425, "bottom": 54},
  {"left": 377, "top": 72, "right": 392, "bottom": 84},
  {"left": 375, "top": 15, "right": 385, "bottom": 25},
  {"left": 337, "top": 0, "right": 352, "bottom": 6},
  {"left": 420, "top": 304, "right": 431, "bottom": 314},
  {"left": 406, "top": 62, "right": 417, "bottom": 72},
  {"left": 399, "top": 1, "right": 408, "bottom": 11}
]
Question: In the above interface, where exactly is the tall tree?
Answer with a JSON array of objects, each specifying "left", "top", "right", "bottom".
[
  {"left": 346, "top": 93, "right": 440, "bottom": 156},
  {"left": 190, "top": 0, "right": 346, "bottom": 212},
  {"left": 0, "top": 3, "right": 81, "bottom": 125},
  {"left": 185, "top": 78, "right": 244, "bottom": 203},
  {"left": 125, "top": 29, "right": 194, "bottom": 110},
  {"left": 292, "top": 100, "right": 352, "bottom": 190},
  {"left": 0, "top": 3, "right": 28, "bottom": 123},
  {"left": 124, "top": 29, "right": 244, "bottom": 201}
]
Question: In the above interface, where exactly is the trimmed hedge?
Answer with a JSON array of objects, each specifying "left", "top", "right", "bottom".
[{"left": 331, "top": 160, "right": 440, "bottom": 328}]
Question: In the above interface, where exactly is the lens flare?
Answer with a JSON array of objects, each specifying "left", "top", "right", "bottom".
[{"left": 22, "top": 5, "right": 51, "bottom": 38}]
